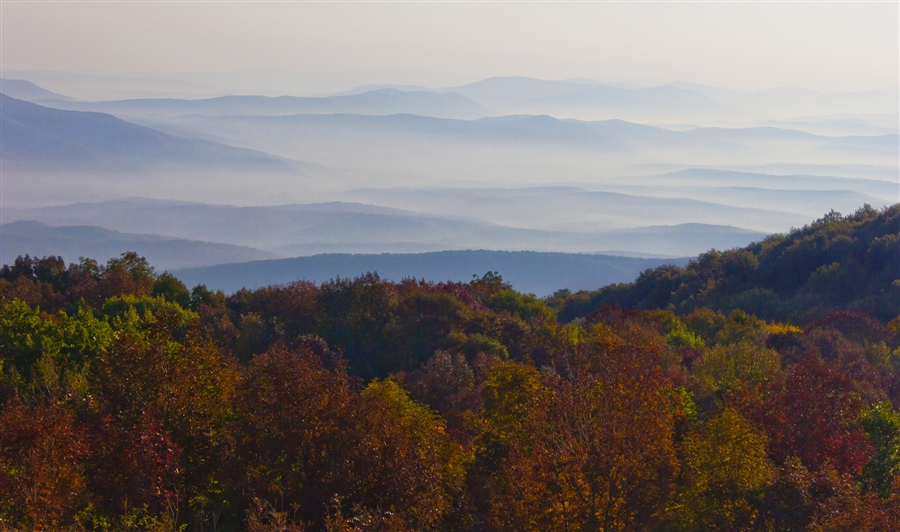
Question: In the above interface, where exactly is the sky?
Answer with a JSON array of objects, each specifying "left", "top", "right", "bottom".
[{"left": 1, "top": 1, "right": 898, "bottom": 93}]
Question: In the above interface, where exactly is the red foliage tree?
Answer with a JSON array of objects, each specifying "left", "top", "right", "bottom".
[
  {"left": 0, "top": 398, "right": 90, "bottom": 529},
  {"left": 766, "top": 356, "right": 874, "bottom": 475}
]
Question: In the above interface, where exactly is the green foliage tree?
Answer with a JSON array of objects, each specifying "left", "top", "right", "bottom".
[{"left": 861, "top": 402, "right": 900, "bottom": 498}]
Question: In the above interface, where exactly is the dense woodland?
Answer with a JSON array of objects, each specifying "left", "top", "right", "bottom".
[{"left": 1, "top": 205, "right": 898, "bottom": 531}]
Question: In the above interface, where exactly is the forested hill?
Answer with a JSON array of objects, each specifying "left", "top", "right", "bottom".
[{"left": 550, "top": 204, "right": 900, "bottom": 323}]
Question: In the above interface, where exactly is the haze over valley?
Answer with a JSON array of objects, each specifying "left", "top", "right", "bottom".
[
  {"left": 1, "top": 2, "right": 897, "bottom": 294},
  {"left": 2, "top": 70, "right": 897, "bottom": 292}
]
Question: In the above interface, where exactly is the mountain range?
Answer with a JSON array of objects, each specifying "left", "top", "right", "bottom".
[
  {"left": 148, "top": 112, "right": 899, "bottom": 177},
  {"left": 3, "top": 199, "right": 768, "bottom": 257},
  {"left": 2, "top": 75, "right": 895, "bottom": 294}
]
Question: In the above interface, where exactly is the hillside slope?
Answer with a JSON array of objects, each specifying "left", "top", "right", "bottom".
[
  {"left": 0, "top": 94, "right": 301, "bottom": 174},
  {"left": 551, "top": 204, "right": 900, "bottom": 322},
  {"left": 0, "top": 78, "right": 77, "bottom": 102}
]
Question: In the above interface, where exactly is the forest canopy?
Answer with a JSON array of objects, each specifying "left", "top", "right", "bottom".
[{"left": 0, "top": 205, "right": 898, "bottom": 531}]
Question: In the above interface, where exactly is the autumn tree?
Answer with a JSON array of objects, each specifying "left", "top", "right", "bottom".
[
  {"left": 763, "top": 356, "right": 874, "bottom": 475},
  {"left": 0, "top": 399, "right": 90, "bottom": 529},
  {"left": 233, "top": 344, "right": 353, "bottom": 524},
  {"left": 474, "top": 322, "right": 679, "bottom": 531},
  {"left": 668, "top": 408, "right": 775, "bottom": 531}
]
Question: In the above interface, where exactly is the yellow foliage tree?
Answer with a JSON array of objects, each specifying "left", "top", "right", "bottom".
[{"left": 669, "top": 408, "right": 775, "bottom": 531}]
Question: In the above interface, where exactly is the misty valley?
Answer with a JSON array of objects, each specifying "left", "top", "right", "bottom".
[{"left": 1, "top": 70, "right": 899, "bottom": 531}]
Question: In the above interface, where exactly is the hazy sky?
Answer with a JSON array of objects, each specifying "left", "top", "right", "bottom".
[{"left": 2, "top": 1, "right": 898, "bottom": 92}]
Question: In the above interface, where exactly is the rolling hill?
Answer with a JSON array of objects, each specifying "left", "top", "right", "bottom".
[
  {"left": 552, "top": 204, "right": 900, "bottom": 323},
  {"left": 171, "top": 250, "right": 692, "bottom": 296}
]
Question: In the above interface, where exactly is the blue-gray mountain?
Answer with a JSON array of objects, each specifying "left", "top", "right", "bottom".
[
  {"left": 0, "top": 94, "right": 306, "bottom": 174},
  {"left": 35, "top": 88, "right": 492, "bottom": 120},
  {"left": 171, "top": 250, "right": 692, "bottom": 296},
  {"left": 0, "top": 78, "right": 78, "bottom": 103},
  {"left": 4, "top": 199, "right": 767, "bottom": 257},
  {"left": 156, "top": 112, "right": 899, "bottom": 161}
]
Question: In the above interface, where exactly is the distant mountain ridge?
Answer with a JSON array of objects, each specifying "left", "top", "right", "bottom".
[
  {"left": 438, "top": 76, "right": 749, "bottom": 121},
  {"left": 9, "top": 73, "right": 898, "bottom": 123},
  {"left": 0, "top": 221, "right": 278, "bottom": 270},
  {"left": 0, "top": 78, "right": 78, "bottom": 102},
  {"left": 171, "top": 250, "right": 692, "bottom": 296},
  {"left": 589, "top": 185, "right": 887, "bottom": 220},
  {"left": 4, "top": 199, "right": 768, "bottom": 257},
  {"left": 0, "top": 94, "right": 304, "bottom": 174},
  {"left": 158, "top": 111, "right": 899, "bottom": 161},
  {"left": 342, "top": 187, "right": 807, "bottom": 234},
  {"left": 37, "top": 88, "right": 493, "bottom": 120},
  {"left": 440, "top": 76, "right": 898, "bottom": 120}
]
